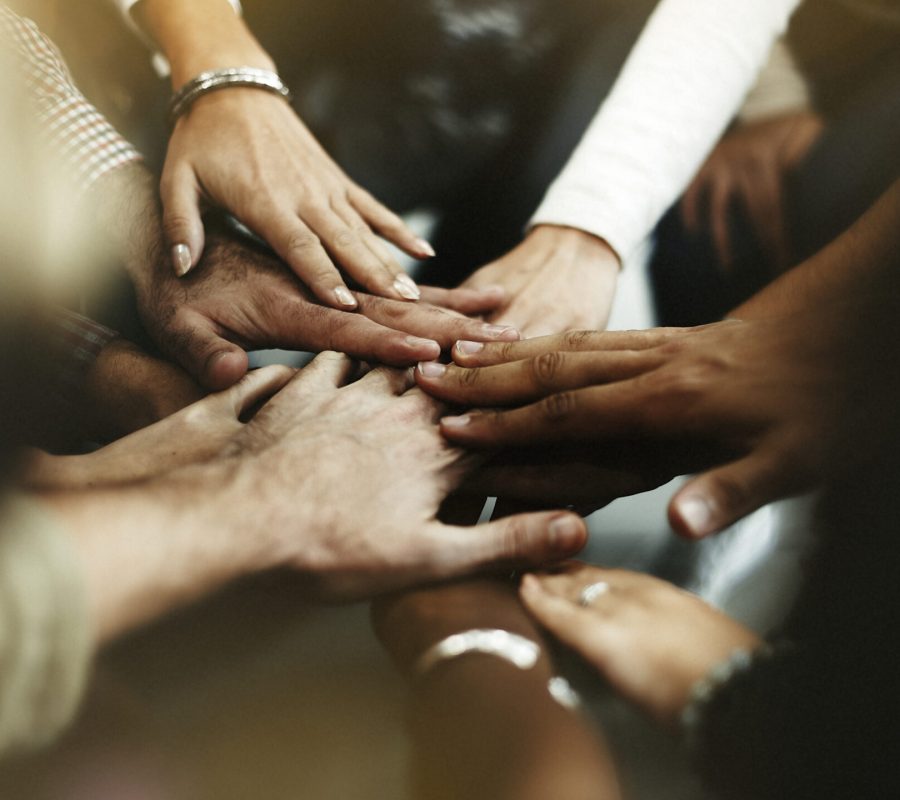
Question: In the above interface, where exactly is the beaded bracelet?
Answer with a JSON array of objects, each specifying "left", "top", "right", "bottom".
[{"left": 168, "top": 67, "right": 291, "bottom": 126}]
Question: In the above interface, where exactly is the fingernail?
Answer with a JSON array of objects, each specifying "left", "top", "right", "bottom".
[
  {"left": 415, "top": 238, "right": 436, "bottom": 258},
  {"left": 548, "top": 515, "right": 584, "bottom": 552},
  {"left": 455, "top": 340, "right": 484, "bottom": 356},
  {"left": 417, "top": 361, "right": 446, "bottom": 378},
  {"left": 405, "top": 336, "right": 440, "bottom": 356},
  {"left": 334, "top": 286, "right": 357, "bottom": 308},
  {"left": 677, "top": 495, "right": 715, "bottom": 538},
  {"left": 441, "top": 414, "right": 471, "bottom": 429},
  {"left": 520, "top": 574, "right": 540, "bottom": 593},
  {"left": 482, "top": 324, "right": 520, "bottom": 341},
  {"left": 172, "top": 244, "right": 192, "bottom": 277},
  {"left": 394, "top": 275, "right": 421, "bottom": 301}
]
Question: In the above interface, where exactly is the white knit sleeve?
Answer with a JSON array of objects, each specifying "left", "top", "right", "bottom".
[{"left": 529, "top": 0, "right": 802, "bottom": 262}]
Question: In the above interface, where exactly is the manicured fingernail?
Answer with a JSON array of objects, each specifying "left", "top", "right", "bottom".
[
  {"left": 417, "top": 361, "right": 446, "bottom": 378},
  {"left": 482, "top": 324, "right": 520, "bottom": 341},
  {"left": 415, "top": 238, "right": 436, "bottom": 258},
  {"left": 394, "top": 275, "right": 421, "bottom": 300},
  {"left": 548, "top": 515, "right": 584, "bottom": 551},
  {"left": 441, "top": 414, "right": 471, "bottom": 429},
  {"left": 172, "top": 244, "right": 192, "bottom": 277},
  {"left": 334, "top": 286, "right": 357, "bottom": 308},
  {"left": 677, "top": 495, "right": 715, "bottom": 538},
  {"left": 455, "top": 340, "right": 484, "bottom": 356}
]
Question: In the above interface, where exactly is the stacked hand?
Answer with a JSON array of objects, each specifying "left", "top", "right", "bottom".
[
  {"left": 162, "top": 90, "right": 435, "bottom": 306},
  {"left": 461, "top": 225, "right": 620, "bottom": 338},
  {"left": 131, "top": 214, "right": 518, "bottom": 390},
  {"left": 416, "top": 313, "right": 872, "bottom": 538},
  {"left": 520, "top": 563, "right": 761, "bottom": 724}
]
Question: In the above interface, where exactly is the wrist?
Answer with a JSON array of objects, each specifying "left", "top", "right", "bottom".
[
  {"left": 40, "top": 458, "right": 264, "bottom": 642},
  {"left": 529, "top": 225, "right": 621, "bottom": 272}
]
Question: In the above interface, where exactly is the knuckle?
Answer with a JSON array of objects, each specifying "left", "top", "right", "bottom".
[
  {"left": 457, "top": 367, "right": 482, "bottom": 388},
  {"left": 162, "top": 213, "right": 194, "bottom": 237},
  {"left": 333, "top": 229, "right": 357, "bottom": 250},
  {"left": 562, "top": 330, "right": 596, "bottom": 350},
  {"left": 530, "top": 351, "right": 564, "bottom": 388},
  {"left": 500, "top": 517, "right": 530, "bottom": 563},
  {"left": 538, "top": 391, "right": 576, "bottom": 422},
  {"left": 286, "top": 232, "right": 322, "bottom": 254}
]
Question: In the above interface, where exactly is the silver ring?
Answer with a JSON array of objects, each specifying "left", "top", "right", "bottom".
[{"left": 579, "top": 581, "right": 611, "bottom": 607}]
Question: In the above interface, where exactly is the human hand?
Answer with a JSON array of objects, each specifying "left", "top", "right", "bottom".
[
  {"left": 78, "top": 338, "right": 204, "bottom": 440},
  {"left": 162, "top": 89, "right": 433, "bottom": 306},
  {"left": 23, "top": 365, "right": 294, "bottom": 490},
  {"left": 520, "top": 563, "right": 761, "bottom": 724},
  {"left": 461, "top": 225, "right": 620, "bottom": 338},
  {"left": 133, "top": 221, "right": 517, "bottom": 390},
  {"left": 418, "top": 315, "right": 866, "bottom": 538},
  {"left": 220, "top": 353, "right": 588, "bottom": 600},
  {"left": 681, "top": 111, "right": 824, "bottom": 271}
]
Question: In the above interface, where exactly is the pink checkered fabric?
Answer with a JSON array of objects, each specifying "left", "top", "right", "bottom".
[{"left": 0, "top": 5, "right": 142, "bottom": 190}]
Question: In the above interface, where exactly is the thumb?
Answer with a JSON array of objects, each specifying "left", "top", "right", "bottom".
[
  {"left": 159, "top": 310, "right": 249, "bottom": 391},
  {"left": 224, "top": 364, "right": 297, "bottom": 418},
  {"left": 161, "top": 167, "right": 206, "bottom": 277},
  {"left": 427, "top": 511, "right": 587, "bottom": 579},
  {"left": 669, "top": 452, "right": 786, "bottom": 539}
]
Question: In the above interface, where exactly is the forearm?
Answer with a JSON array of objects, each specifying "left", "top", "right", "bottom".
[
  {"left": 37, "top": 459, "right": 266, "bottom": 643},
  {"left": 131, "top": 0, "right": 275, "bottom": 87},
  {"left": 732, "top": 179, "right": 900, "bottom": 319},
  {"left": 375, "top": 580, "right": 620, "bottom": 800}
]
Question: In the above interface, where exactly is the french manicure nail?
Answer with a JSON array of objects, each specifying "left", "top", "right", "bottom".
[
  {"left": 417, "top": 361, "right": 446, "bottom": 378},
  {"left": 455, "top": 340, "right": 484, "bottom": 356},
  {"left": 415, "top": 238, "right": 436, "bottom": 258},
  {"left": 441, "top": 415, "right": 472, "bottom": 429},
  {"left": 172, "top": 244, "right": 192, "bottom": 277},
  {"left": 678, "top": 495, "right": 714, "bottom": 538},
  {"left": 334, "top": 286, "right": 357, "bottom": 308},
  {"left": 483, "top": 324, "right": 520, "bottom": 340},
  {"left": 549, "top": 515, "right": 583, "bottom": 551},
  {"left": 394, "top": 276, "right": 421, "bottom": 300}
]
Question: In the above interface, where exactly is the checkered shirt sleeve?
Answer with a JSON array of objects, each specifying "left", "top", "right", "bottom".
[
  {"left": 48, "top": 309, "right": 119, "bottom": 393},
  {"left": 0, "top": 5, "right": 142, "bottom": 190}
]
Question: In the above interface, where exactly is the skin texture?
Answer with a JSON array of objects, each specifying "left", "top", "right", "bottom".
[
  {"left": 417, "top": 181, "right": 900, "bottom": 538},
  {"left": 461, "top": 225, "right": 621, "bottom": 338},
  {"left": 373, "top": 579, "right": 622, "bottom": 800},
  {"left": 99, "top": 165, "right": 517, "bottom": 391},
  {"left": 135, "top": 0, "right": 431, "bottom": 303},
  {"left": 519, "top": 563, "right": 761, "bottom": 725},
  {"left": 41, "top": 355, "right": 588, "bottom": 642},
  {"left": 681, "top": 111, "right": 824, "bottom": 271}
]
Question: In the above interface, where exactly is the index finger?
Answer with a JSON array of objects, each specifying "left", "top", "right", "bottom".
[
  {"left": 438, "top": 381, "right": 665, "bottom": 448},
  {"left": 416, "top": 349, "right": 660, "bottom": 407},
  {"left": 452, "top": 327, "right": 695, "bottom": 367}
]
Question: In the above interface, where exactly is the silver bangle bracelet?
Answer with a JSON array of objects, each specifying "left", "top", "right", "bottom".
[
  {"left": 168, "top": 66, "right": 291, "bottom": 125},
  {"left": 415, "top": 629, "right": 541, "bottom": 676},
  {"left": 413, "top": 628, "right": 583, "bottom": 711}
]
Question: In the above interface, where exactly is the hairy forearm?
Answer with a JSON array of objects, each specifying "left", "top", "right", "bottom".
[
  {"left": 131, "top": 0, "right": 275, "bottom": 87},
  {"left": 732, "top": 180, "right": 900, "bottom": 320},
  {"left": 37, "top": 459, "right": 267, "bottom": 644}
]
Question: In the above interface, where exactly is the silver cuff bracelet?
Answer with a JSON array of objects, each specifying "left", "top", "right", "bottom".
[{"left": 168, "top": 67, "right": 291, "bottom": 125}]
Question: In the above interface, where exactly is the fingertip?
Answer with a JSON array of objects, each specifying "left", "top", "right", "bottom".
[
  {"left": 454, "top": 340, "right": 486, "bottom": 360},
  {"left": 334, "top": 286, "right": 358, "bottom": 309},
  {"left": 204, "top": 349, "right": 249, "bottom": 391},
  {"left": 669, "top": 493, "right": 717, "bottom": 540},
  {"left": 172, "top": 244, "right": 193, "bottom": 277},
  {"left": 403, "top": 336, "right": 440, "bottom": 361},
  {"left": 548, "top": 513, "right": 588, "bottom": 556}
]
